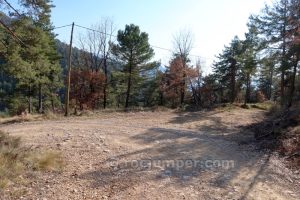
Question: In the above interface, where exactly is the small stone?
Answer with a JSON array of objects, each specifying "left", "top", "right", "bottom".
[
  {"left": 72, "top": 189, "right": 78, "bottom": 193},
  {"left": 287, "top": 190, "right": 294, "bottom": 195},
  {"left": 163, "top": 170, "right": 172, "bottom": 177}
]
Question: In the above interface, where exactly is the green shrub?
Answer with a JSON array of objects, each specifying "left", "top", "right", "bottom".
[{"left": 7, "top": 96, "right": 28, "bottom": 115}]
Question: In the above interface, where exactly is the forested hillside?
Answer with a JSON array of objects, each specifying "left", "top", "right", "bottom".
[{"left": 1, "top": 0, "right": 299, "bottom": 115}]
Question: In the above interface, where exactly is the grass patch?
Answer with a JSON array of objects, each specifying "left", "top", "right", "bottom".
[
  {"left": 25, "top": 151, "right": 64, "bottom": 171},
  {"left": 42, "top": 110, "right": 62, "bottom": 120},
  {"left": 0, "top": 131, "right": 64, "bottom": 190},
  {"left": 0, "top": 111, "right": 10, "bottom": 118},
  {"left": 215, "top": 103, "right": 239, "bottom": 112},
  {"left": 250, "top": 101, "right": 276, "bottom": 111},
  {"left": 0, "top": 115, "right": 42, "bottom": 125},
  {"left": 0, "top": 112, "right": 63, "bottom": 125},
  {"left": 241, "top": 104, "right": 251, "bottom": 109}
]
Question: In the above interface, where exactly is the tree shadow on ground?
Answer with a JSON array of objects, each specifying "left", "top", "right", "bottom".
[
  {"left": 79, "top": 109, "right": 298, "bottom": 199},
  {"left": 168, "top": 110, "right": 224, "bottom": 125}
]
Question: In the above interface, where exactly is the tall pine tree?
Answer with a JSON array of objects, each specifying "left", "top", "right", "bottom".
[
  {"left": 2, "top": 0, "right": 61, "bottom": 113},
  {"left": 111, "top": 24, "right": 154, "bottom": 109},
  {"left": 213, "top": 36, "right": 243, "bottom": 103}
]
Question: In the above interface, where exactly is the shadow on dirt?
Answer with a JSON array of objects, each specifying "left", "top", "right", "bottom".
[{"left": 79, "top": 108, "right": 298, "bottom": 198}]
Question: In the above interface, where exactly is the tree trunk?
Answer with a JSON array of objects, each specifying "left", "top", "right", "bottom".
[
  {"left": 28, "top": 96, "right": 32, "bottom": 114},
  {"left": 103, "top": 57, "right": 108, "bottom": 109},
  {"left": 117, "top": 95, "right": 120, "bottom": 108},
  {"left": 281, "top": 4, "right": 287, "bottom": 106},
  {"left": 28, "top": 85, "right": 32, "bottom": 114},
  {"left": 231, "top": 62, "right": 236, "bottom": 103},
  {"left": 125, "top": 63, "right": 132, "bottom": 109},
  {"left": 288, "top": 59, "right": 298, "bottom": 108},
  {"left": 280, "top": 66, "right": 285, "bottom": 105},
  {"left": 244, "top": 73, "right": 251, "bottom": 105},
  {"left": 180, "top": 61, "right": 186, "bottom": 105},
  {"left": 189, "top": 79, "right": 199, "bottom": 107},
  {"left": 196, "top": 77, "right": 202, "bottom": 107},
  {"left": 38, "top": 84, "right": 43, "bottom": 113},
  {"left": 268, "top": 64, "right": 274, "bottom": 100},
  {"left": 180, "top": 80, "right": 185, "bottom": 105},
  {"left": 220, "top": 87, "right": 224, "bottom": 103},
  {"left": 160, "top": 91, "right": 164, "bottom": 106},
  {"left": 74, "top": 97, "right": 78, "bottom": 115},
  {"left": 51, "top": 97, "right": 55, "bottom": 112}
]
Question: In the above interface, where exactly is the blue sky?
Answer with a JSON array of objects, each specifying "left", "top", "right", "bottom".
[{"left": 23, "top": 0, "right": 272, "bottom": 73}]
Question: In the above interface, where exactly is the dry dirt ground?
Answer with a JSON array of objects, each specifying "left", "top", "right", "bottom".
[{"left": 0, "top": 108, "right": 299, "bottom": 200}]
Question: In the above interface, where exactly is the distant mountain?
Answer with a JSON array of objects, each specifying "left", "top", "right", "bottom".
[
  {"left": 55, "top": 39, "right": 84, "bottom": 74},
  {"left": 54, "top": 39, "right": 122, "bottom": 75},
  {"left": 0, "top": 11, "right": 12, "bottom": 24}
]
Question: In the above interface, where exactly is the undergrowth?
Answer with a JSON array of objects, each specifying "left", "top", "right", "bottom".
[{"left": 0, "top": 131, "right": 64, "bottom": 190}]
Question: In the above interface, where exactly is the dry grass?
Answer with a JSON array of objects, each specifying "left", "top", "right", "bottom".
[
  {"left": 250, "top": 101, "right": 277, "bottom": 111},
  {"left": 42, "top": 110, "right": 60, "bottom": 120},
  {"left": 0, "top": 111, "right": 9, "bottom": 118},
  {"left": 0, "top": 114, "right": 42, "bottom": 125},
  {"left": 215, "top": 103, "right": 239, "bottom": 112},
  {"left": 0, "top": 111, "right": 63, "bottom": 125},
  {"left": 0, "top": 132, "right": 25, "bottom": 189},
  {"left": 0, "top": 131, "right": 64, "bottom": 190},
  {"left": 25, "top": 151, "right": 64, "bottom": 171},
  {"left": 241, "top": 104, "right": 251, "bottom": 109}
]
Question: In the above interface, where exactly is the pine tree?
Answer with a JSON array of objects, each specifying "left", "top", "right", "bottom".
[
  {"left": 239, "top": 26, "right": 258, "bottom": 105},
  {"left": 2, "top": 0, "right": 61, "bottom": 113},
  {"left": 250, "top": 0, "right": 291, "bottom": 105},
  {"left": 24, "top": 0, "right": 62, "bottom": 113},
  {"left": 213, "top": 36, "right": 243, "bottom": 103},
  {"left": 286, "top": 0, "right": 300, "bottom": 107},
  {"left": 138, "top": 62, "right": 161, "bottom": 106},
  {"left": 258, "top": 55, "right": 277, "bottom": 100},
  {"left": 111, "top": 24, "right": 154, "bottom": 109}
]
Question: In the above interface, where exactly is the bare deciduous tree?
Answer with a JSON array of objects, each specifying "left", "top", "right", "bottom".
[
  {"left": 172, "top": 29, "right": 194, "bottom": 105},
  {"left": 189, "top": 59, "right": 202, "bottom": 107},
  {"left": 78, "top": 27, "right": 102, "bottom": 72},
  {"left": 77, "top": 18, "right": 116, "bottom": 108},
  {"left": 99, "top": 18, "right": 116, "bottom": 109}
]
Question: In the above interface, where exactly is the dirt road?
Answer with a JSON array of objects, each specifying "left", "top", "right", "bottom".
[{"left": 1, "top": 109, "right": 299, "bottom": 199}]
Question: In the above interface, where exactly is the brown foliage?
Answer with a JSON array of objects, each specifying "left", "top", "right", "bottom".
[
  {"left": 70, "top": 69, "right": 105, "bottom": 110},
  {"left": 159, "top": 57, "right": 184, "bottom": 107},
  {"left": 199, "top": 85, "right": 215, "bottom": 107},
  {"left": 252, "top": 106, "right": 300, "bottom": 169},
  {"left": 159, "top": 56, "right": 201, "bottom": 107},
  {"left": 256, "top": 90, "right": 267, "bottom": 103}
]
